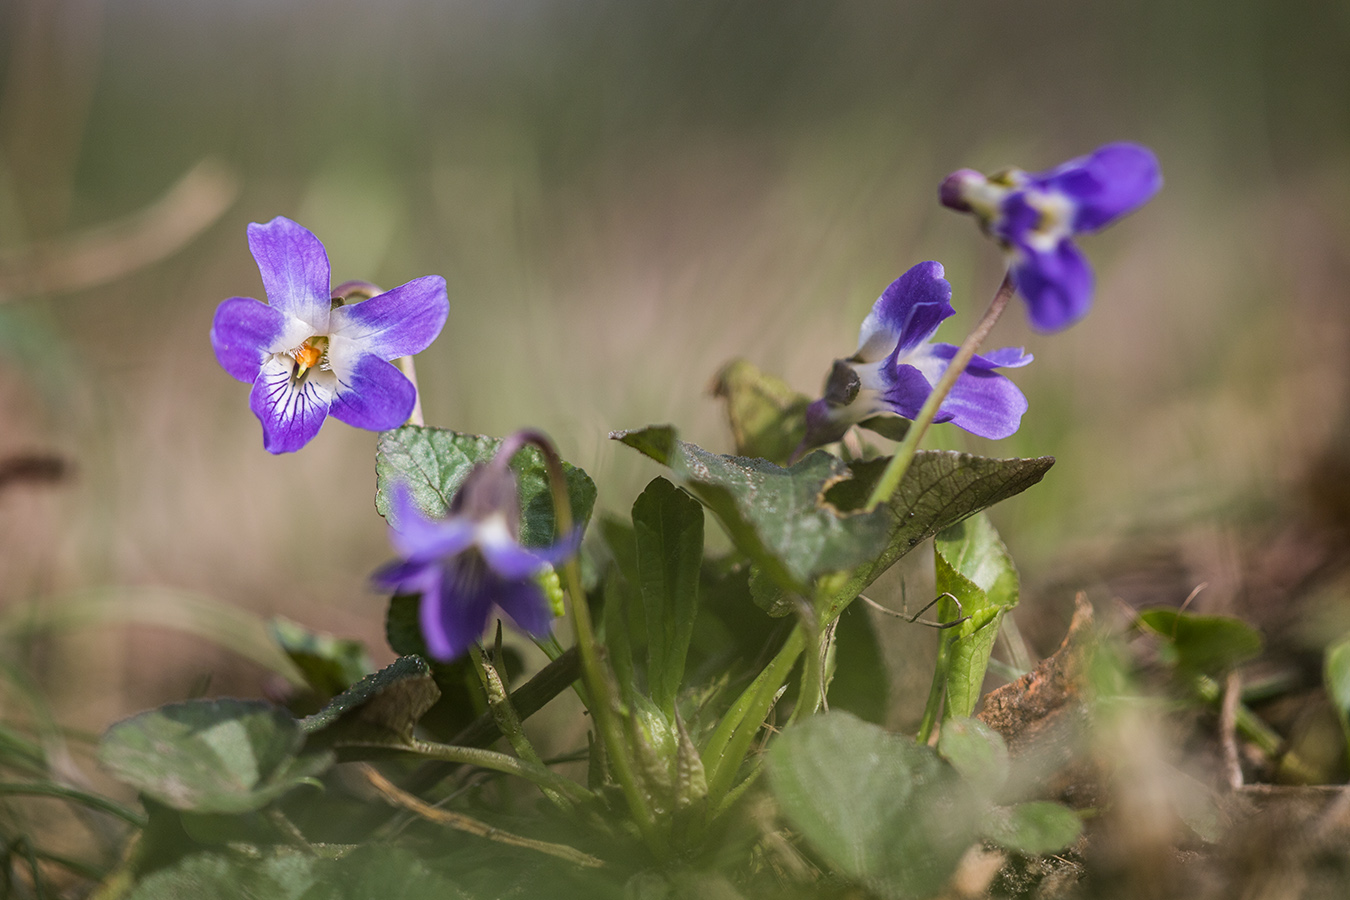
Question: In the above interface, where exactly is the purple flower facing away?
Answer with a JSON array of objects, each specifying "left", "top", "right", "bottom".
[
  {"left": 372, "top": 466, "right": 580, "bottom": 662},
  {"left": 940, "top": 142, "right": 1162, "bottom": 332},
  {"left": 800, "top": 261, "right": 1031, "bottom": 454},
  {"left": 210, "top": 217, "right": 449, "bottom": 453}
]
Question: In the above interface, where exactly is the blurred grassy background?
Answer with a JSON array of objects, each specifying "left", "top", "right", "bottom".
[{"left": 1, "top": 0, "right": 1349, "bottom": 736}]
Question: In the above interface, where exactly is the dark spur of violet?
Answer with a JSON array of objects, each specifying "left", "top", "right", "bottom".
[{"left": 794, "top": 260, "right": 1031, "bottom": 462}]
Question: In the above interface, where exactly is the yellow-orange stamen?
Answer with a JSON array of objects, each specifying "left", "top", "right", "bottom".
[{"left": 290, "top": 336, "right": 329, "bottom": 378}]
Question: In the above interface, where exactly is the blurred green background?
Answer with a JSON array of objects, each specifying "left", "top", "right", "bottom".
[{"left": 1, "top": 0, "right": 1348, "bottom": 732}]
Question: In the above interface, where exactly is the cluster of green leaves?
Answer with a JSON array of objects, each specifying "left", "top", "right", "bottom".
[
  {"left": 95, "top": 651, "right": 617, "bottom": 898},
  {"left": 93, "top": 361, "right": 1066, "bottom": 897}
]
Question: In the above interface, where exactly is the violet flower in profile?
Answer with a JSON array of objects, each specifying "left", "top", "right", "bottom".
[
  {"left": 372, "top": 466, "right": 579, "bottom": 662},
  {"left": 940, "top": 142, "right": 1162, "bottom": 332},
  {"left": 210, "top": 217, "right": 449, "bottom": 453},
  {"left": 798, "top": 261, "right": 1031, "bottom": 456}
]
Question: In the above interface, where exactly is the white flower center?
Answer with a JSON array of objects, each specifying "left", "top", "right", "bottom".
[{"left": 1017, "top": 188, "right": 1075, "bottom": 253}]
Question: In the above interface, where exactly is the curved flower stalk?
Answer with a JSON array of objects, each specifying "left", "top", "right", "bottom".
[
  {"left": 372, "top": 463, "right": 580, "bottom": 662},
  {"left": 940, "top": 142, "right": 1161, "bottom": 332},
  {"left": 211, "top": 217, "right": 449, "bottom": 453},
  {"left": 797, "top": 261, "right": 1030, "bottom": 458}
]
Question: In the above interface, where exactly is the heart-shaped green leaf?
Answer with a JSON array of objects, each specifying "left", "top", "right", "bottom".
[
  {"left": 99, "top": 699, "right": 332, "bottom": 814},
  {"left": 614, "top": 426, "right": 1052, "bottom": 611},
  {"left": 982, "top": 801, "right": 1082, "bottom": 855},
  {"left": 612, "top": 426, "right": 892, "bottom": 594},
  {"left": 375, "top": 426, "right": 597, "bottom": 549},
  {"left": 768, "top": 711, "right": 978, "bottom": 899},
  {"left": 1137, "top": 609, "right": 1262, "bottom": 676}
]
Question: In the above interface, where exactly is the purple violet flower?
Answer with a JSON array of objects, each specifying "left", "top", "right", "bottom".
[
  {"left": 800, "top": 261, "right": 1031, "bottom": 454},
  {"left": 210, "top": 217, "right": 449, "bottom": 453},
  {"left": 372, "top": 466, "right": 580, "bottom": 662},
  {"left": 940, "top": 142, "right": 1162, "bottom": 332}
]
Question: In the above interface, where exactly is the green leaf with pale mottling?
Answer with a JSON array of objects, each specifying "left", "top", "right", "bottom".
[
  {"left": 300, "top": 845, "right": 473, "bottom": 900},
  {"left": 613, "top": 427, "right": 1050, "bottom": 612},
  {"left": 99, "top": 700, "right": 332, "bottom": 814},
  {"left": 612, "top": 426, "right": 891, "bottom": 594},
  {"left": 375, "top": 426, "right": 596, "bottom": 549},
  {"left": 124, "top": 847, "right": 323, "bottom": 900}
]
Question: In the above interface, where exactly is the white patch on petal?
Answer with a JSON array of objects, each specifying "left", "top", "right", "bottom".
[
  {"left": 855, "top": 313, "right": 901, "bottom": 363},
  {"left": 266, "top": 312, "right": 322, "bottom": 356},
  {"left": 905, "top": 349, "right": 947, "bottom": 387},
  {"left": 258, "top": 354, "right": 338, "bottom": 406},
  {"left": 474, "top": 514, "right": 516, "bottom": 553},
  {"left": 1017, "top": 189, "right": 1075, "bottom": 253},
  {"left": 321, "top": 333, "right": 366, "bottom": 383},
  {"left": 852, "top": 359, "right": 892, "bottom": 393}
]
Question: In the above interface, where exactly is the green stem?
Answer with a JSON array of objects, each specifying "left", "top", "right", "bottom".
[
  {"left": 916, "top": 629, "right": 953, "bottom": 745},
  {"left": 403, "top": 738, "right": 595, "bottom": 805},
  {"left": 0, "top": 782, "right": 146, "bottom": 828},
  {"left": 789, "top": 615, "right": 827, "bottom": 723},
  {"left": 395, "top": 357, "right": 424, "bottom": 427},
  {"left": 864, "top": 271, "right": 1016, "bottom": 511},
  {"left": 469, "top": 645, "right": 570, "bottom": 810},
  {"left": 502, "top": 431, "right": 666, "bottom": 856},
  {"left": 450, "top": 646, "right": 581, "bottom": 748},
  {"left": 703, "top": 625, "right": 806, "bottom": 806}
]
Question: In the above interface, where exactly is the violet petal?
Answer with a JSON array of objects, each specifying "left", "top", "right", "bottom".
[
  {"left": 855, "top": 262, "right": 955, "bottom": 362},
  {"left": 938, "top": 368, "right": 1029, "bottom": 440},
  {"left": 326, "top": 350, "right": 416, "bottom": 432},
  {"left": 387, "top": 485, "right": 476, "bottom": 562},
  {"left": 246, "top": 217, "right": 332, "bottom": 332},
  {"left": 879, "top": 362, "right": 946, "bottom": 422},
  {"left": 329, "top": 275, "right": 450, "bottom": 360},
  {"left": 210, "top": 296, "right": 288, "bottom": 383},
  {"left": 492, "top": 577, "right": 554, "bottom": 637},
  {"left": 1038, "top": 143, "right": 1162, "bottom": 233},
  {"left": 248, "top": 356, "right": 335, "bottom": 453},
  {"left": 478, "top": 533, "right": 548, "bottom": 580},
  {"left": 929, "top": 342, "right": 1034, "bottom": 370},
  {"left": 1011, "top": 240, "right": 1094, "bottom": 333},
  {"left": 421, "top": 557, "right": 495, "bottom": 661}
]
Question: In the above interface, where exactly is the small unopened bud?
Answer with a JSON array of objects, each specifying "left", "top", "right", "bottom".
[{"left": 939, "top": 169, "right": 983, "bottom": 212}]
